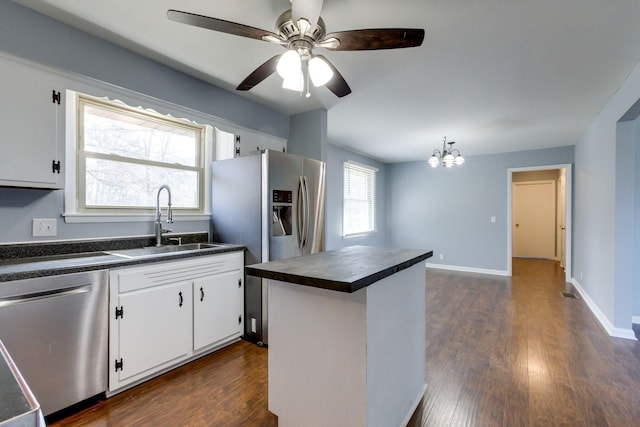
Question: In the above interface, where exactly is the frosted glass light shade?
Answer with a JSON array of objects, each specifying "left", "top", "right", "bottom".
[
  {"left": 282, "top": 72, "right": 304, "bottom": 91},
  {"left": 277, "top": 50, "right": 301, "bottom": 79},
  {"left": 428, "top": 155, "right": 440, "bottom": 168},
  {"left": 455, "top": 155, "right": 465, "bottom": 165},
  {"left": 309, "top": 56, "right": 334, "bottom": 87}
]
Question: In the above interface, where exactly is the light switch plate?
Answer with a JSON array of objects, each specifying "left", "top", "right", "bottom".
[{"left": 32, "top": 218, "right": 57, "bottom": 237}]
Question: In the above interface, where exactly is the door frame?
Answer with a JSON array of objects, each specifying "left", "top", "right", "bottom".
[{"left": 507, "top": 164, "right": 573, "bottom": 282}]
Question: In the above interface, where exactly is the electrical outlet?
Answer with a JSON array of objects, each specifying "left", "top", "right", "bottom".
[
  {"left": 439, "top": 253, "right": 444, "bottom": 260},
  {"left": 251, "top": 318, "right": 257, "bottom": 333},
  {"left": 491, "top": 216, "right": 496, "bottom": 223},
  {"left": 32, "top": 218, "right": 57, "bottom": 237}
]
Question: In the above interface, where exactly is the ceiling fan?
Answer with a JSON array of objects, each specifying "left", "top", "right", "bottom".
[{"left": 167, "top": 0, "right": 425, "bottom": 98}]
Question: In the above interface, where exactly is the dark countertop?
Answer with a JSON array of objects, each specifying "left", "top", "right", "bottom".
[
  {"left": 0, "top": 238, "right": 245, "bottom": 283},
  {"left": 245, "top": 246, "right": 432, "bottom": 293}
]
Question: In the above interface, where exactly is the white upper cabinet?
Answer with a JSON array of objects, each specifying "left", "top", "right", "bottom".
[
  {"left": 215, "top": 127, "right": 287, "bottom": 160},
  {"left": 0, "top": 53, "right": 64, "bottom": 189}
]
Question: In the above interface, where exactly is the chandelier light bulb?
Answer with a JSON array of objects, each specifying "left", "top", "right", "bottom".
[
  {"left": 455, "top": 155, "right": 465, "bottom": 165},
  {"left": 428, "top": 155, "right": 440, "bottom": 168}
]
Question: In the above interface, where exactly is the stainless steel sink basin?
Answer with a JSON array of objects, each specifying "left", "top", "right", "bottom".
[{"left": 106, "top": 243, "right": 225, "bottom": 259}]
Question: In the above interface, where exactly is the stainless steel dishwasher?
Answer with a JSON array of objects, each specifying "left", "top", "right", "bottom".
[{"left": 0, "top": 270, "right": 108, "bottom": 416}]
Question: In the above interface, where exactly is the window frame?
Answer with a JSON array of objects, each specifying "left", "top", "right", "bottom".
[
  {"left": 64, "top": 90, "right": 213, "bottom": 223},
  {"left": 342, "top": 160, "right": 378, "bottom": 237}
]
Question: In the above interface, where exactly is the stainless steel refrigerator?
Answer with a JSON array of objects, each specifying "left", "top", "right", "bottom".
[{"left": 211, "top": 149, "right": 325, "bottom": 345}]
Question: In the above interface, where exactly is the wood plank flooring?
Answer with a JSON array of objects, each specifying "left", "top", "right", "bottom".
[{"left": 49, "top": 258, "right": 640, "bottom": 427}]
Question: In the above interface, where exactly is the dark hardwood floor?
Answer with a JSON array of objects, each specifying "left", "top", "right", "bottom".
[{"left": 49, "top": 258, "right": 640, "bottom": 427}]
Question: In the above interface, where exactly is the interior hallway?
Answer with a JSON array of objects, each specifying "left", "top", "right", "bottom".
[{"left": 49, "top": 258, "right": 640, "bottom": 426}]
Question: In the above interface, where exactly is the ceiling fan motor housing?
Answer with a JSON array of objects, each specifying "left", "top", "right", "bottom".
[{"left": 276, "top": 10, "right": 326, "bottom": 45}]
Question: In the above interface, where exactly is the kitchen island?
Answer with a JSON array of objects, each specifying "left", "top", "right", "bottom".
[{"left": 245, "top": 245, "right": 432, "bottom": 427}]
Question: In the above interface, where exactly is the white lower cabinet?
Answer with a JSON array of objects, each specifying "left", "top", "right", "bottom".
[
  {"left": 108, "top": 251, "right": 244, "bottom": 394},
  {"left": 193, "top": 270, "right": 243, "bottom": 351}
]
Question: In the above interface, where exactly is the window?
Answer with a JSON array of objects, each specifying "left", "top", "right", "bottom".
[
  {"left": 68, "top": 93, "right": 208, "bottom": 219},
  {"left": 343, "top": 161, "right": 377, "bottom": 236}
]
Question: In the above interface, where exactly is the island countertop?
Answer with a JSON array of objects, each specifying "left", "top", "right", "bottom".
[{"left": 245, "top": 245, "right": 433, "bottom": 293}]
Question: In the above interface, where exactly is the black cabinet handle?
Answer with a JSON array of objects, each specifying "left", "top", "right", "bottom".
[
  {"left": 178, "top": 291, "right": 183, "bottom": 307},
  {"left": 200, "top": 287, "right": 204, "bottom": 302}
]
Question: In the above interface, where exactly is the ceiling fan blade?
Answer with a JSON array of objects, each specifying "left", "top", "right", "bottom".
[
  {"left": 323, "top": 28, "right": 425, "bottom": 51},
  {"left": 291, "top": 0, "right": 324, "bottom": 30},
  {"left": 236, "top": 55, "right": 281, "bottom": 91},
  {"left": 315, "top": 55, "right": 351, "bottom": 98},
  {"left": 168, "top": 9, "right": 281, "bottom": 42}
]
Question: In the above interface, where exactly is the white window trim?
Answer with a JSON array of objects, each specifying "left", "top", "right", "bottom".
[
  {"left": 64, "top": 89, "right": 213, "bottom": 223},
  {"left": 342, "top": 160, "right": 378, "bottom": 238}
]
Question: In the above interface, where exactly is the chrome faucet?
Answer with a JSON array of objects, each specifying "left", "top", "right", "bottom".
[{"left": 155, "top": 185, "right": 173, "bottom": 246}]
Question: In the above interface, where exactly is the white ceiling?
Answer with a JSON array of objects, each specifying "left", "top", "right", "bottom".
[{"left": 11, "top": 0, "right": 640, "bottom": 162}]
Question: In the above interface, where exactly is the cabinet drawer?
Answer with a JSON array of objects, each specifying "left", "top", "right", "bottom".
[{"left": 112, "top": 251, "right": 243, "bottom": 293}]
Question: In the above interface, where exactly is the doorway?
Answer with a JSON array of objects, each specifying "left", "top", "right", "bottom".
[{"left": 507, "top": 164, "right": 572, "bottom": 282}]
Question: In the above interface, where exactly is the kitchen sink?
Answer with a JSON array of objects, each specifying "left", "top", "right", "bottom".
[{"left": 106, "top": 243, "right": 226, "bottom": 259}]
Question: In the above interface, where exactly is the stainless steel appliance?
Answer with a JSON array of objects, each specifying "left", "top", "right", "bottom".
[
  {"left": 0, "top": 270, "right": 108, "bottom": 416},
  {"left": 211, "top": 150, "right": 325, "bottom": 345}
]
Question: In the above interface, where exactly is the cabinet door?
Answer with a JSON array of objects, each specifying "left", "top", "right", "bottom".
[
  {"left": 193, "top": 270, "right": 243, "bottom": 351},
  {"left": 115, "top": 281, "right": 192, "bottom": 385},
  {"left": 236, "top": 129, "right": 287, "bottom": 157},
  {"left": 0, "top": 54, "right": 64, "bottom": 188}
]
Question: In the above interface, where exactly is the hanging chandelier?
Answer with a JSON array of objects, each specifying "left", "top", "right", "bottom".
[{"left": 428, "top": 136, "right": 465, "bottom": 168}]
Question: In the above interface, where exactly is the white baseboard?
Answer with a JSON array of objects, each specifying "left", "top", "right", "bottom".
[
  {"left": 425, "top": 262, "right": 508, "bottom": 277},
  {"left": 571, "top": 278, "right": 637, "bottom": 341}
]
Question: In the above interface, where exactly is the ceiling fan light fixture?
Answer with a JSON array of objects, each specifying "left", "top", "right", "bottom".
[
  {"left": 282, "top": 71, "right": 304, "bottom": 92},
  {"left": 167, "top": 7, "right": 424, "bottom": 99},
  {"left": 309, "top": 56, "right": 334, "bottom": 87},
  {"left": 276, "top": 49, "right": 301, "bottom": 79}
]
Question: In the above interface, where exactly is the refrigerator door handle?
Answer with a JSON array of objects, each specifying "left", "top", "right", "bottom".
[
  {"left": 302, "top": 175, "right": 310, "bottom": 250},
  {"left": 296, "top": 176, "right": 305, "bottom": 250}
]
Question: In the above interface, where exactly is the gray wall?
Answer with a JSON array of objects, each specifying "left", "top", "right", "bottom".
[
  {"left": 288, "top": 109, "right": 327, "bottom": 162},
  {"left": 388, "top": 146, "right": 574, "bottom": 272},
  {"left": 614, "top": 121, "right": 635, "bottom": 328},
  {"left": 635, "top": 117, "right": 640, "bottom": 320},
  {"left": 325, "top": 144, "right": 388, "bottom": 250},
  {"left": 574, "top": 57, "right": 640, "bottom": 333},
  {"left": 0, "top": 1, "right": 288, "bottom": 243}
]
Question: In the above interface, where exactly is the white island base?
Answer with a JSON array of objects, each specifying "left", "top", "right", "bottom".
[{"left": 268, "top": 262, "right": 426, "bottom": 427}]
